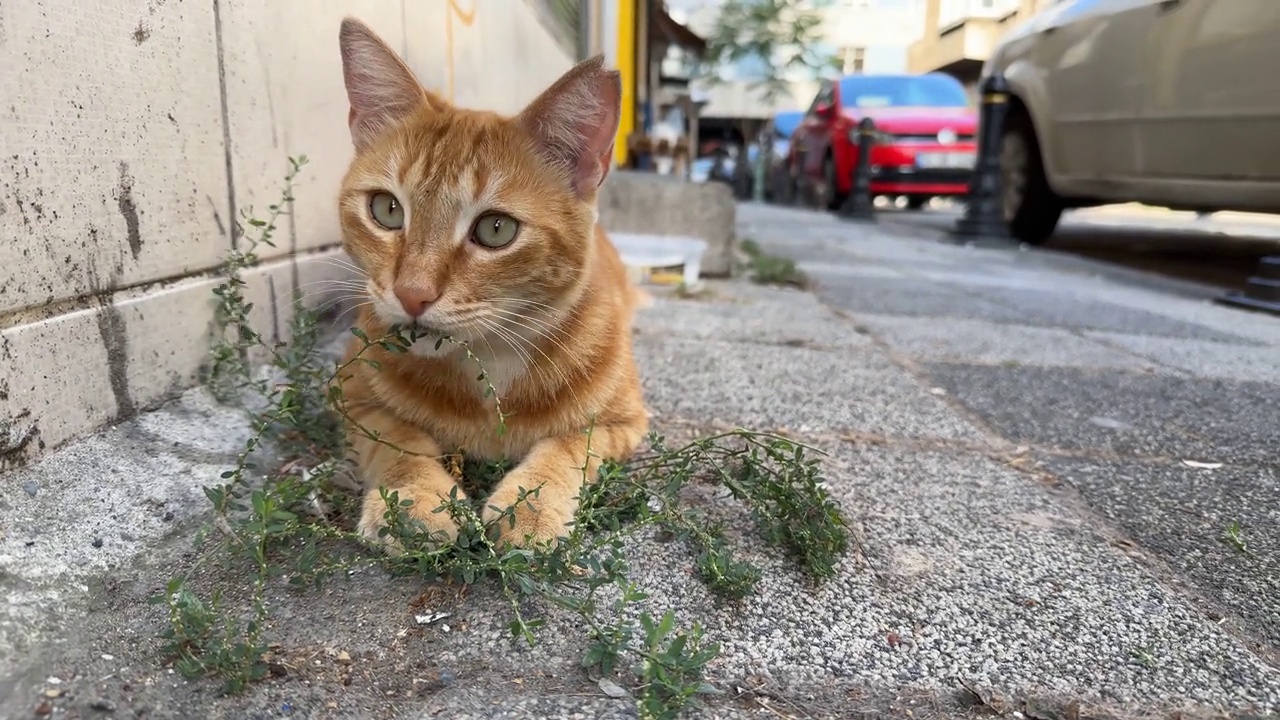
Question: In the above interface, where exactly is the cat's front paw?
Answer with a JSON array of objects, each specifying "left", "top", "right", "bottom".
[
  {"left": 358, "top": 485, "right": 462, "bottom": 553},
  {"left": 482, "top": 476, "right": 577, "bottom": 549}
]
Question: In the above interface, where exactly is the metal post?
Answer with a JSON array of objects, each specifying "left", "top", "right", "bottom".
[
  {"left": 951, "top": 74, "right": 1011, "bottom": 242},
  {"left": 1216, "top": 255, "right": 1280, "bottom": 315},
  {"left": 839, "top": 117, "right": 877, "bottom": 222},
  {"left": 752, "top": 138, "right": 768, "bottom": 203}
]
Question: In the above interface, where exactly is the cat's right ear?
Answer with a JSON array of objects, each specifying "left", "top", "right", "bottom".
[{"left": 338, "top": 17, "right": 432, "bottom": 151}]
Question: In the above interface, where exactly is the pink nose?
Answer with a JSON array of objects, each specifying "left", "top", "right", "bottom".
[{"left": 393, "top": 283, "right": 440, "bottom": 317}]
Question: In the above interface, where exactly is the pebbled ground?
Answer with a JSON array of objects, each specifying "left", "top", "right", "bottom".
[{"left": 1, "top": 202, "right": 1277, "bottom": 719}]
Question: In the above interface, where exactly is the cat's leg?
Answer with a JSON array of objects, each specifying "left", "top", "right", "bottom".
[
  {"left": 482, "top": 419, "right": 647, "bottom": 548},
  {"left": 345, "top": 405, "right": 465, "bottom": 547}
]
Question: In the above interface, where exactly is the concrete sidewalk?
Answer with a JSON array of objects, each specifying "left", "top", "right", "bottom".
[{"left": 1, "top": 203, "right": 1277, "bottom": 719}]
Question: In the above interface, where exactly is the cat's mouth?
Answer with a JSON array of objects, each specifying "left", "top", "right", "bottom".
[{"left": 388, "top": 321, "right": 448, "bottom": 341}]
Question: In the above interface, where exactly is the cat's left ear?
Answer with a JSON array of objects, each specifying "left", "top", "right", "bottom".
[{"left": 518, "top": 55, "right": 622, "bottom": 198}]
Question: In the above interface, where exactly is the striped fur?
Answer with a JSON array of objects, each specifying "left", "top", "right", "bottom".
[{"left": 333, "top": 18, "right": 648, "bottom": 548}]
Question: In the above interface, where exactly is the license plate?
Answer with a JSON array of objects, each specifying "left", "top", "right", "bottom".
[{"left": 916, "top": 151, "right": 976, "bottom": 170}]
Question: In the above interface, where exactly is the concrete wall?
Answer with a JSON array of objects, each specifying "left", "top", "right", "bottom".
[
  {"left": 0, "top": 0, "right": 576, "bottom": 469},
  {"left": 598, "top": 171, "right": 736, "bottom": 277}
]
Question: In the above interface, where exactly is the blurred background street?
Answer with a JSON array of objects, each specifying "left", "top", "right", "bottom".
[{"left": 2, "top": 0, "right": 1278, "bottom": 718}]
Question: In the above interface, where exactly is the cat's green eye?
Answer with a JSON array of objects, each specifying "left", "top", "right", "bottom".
[
  {"left": 471, "top": 212, "right": 520, "bottom": 249},
  {"left": 368, "top": 192, "right": 404, "bottom": 230}
]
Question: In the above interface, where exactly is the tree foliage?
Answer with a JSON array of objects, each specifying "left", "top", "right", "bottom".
[{"left": 699, "top": 0, "right": 839, "bottom": 101}]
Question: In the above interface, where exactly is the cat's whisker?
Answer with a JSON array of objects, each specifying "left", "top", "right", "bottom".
[
  {"left": 298, "top": 288, "right": 368, "bottom": 306},
  {"left": 296, "top": 278, "right": 369, "bottom": 291},
  {"left": 332, "top": 300, "right": 374, "bottom": 327},
  {"left": 307, "top": 292, "right": 368, "bottom": 311},
  {"left": 488, "top": 307, "right": 582, "bottom": 355},
  {"left": 485, "top": 321, "right": 537, "bottom": 370},
  {"left": 491, "top": 297, "right": 567, "bottom": 315},
  {"left": 480, "top": 314, "right": 579, "bottom": 401},
  {"left": 477, "top": 317, "right": 537, "bottom": 374},
  {"left": 491, "top": 297, "right": 588, "bottom": 332},
  {"left": 316, "top": 255, "right": 368, "bottom": 274},
  {"left": 486, "top": 307, "right": 578, "bottom": 361},
  {"left": 487, "top": 310, "right": 562, "bottom": 342},
  {"left": 453, "top": 319, "right": 503, "bottom": 376},
  {"left": 487, "top": 305, "right": 565, "bottom": 336},
  {"left": 312, "top": 269, "right": 368, "bottom": 285}
]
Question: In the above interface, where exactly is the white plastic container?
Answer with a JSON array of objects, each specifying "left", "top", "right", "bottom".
[{"left": 609, "top": 233, "right": 708, "bottom": 287}]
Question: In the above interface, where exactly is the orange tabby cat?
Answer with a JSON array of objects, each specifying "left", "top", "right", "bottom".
[{"left": 331, "top": 18, "right": 649, "bottom": 549}]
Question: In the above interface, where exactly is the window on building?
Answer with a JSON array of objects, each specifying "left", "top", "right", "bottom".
[{"left": 842, "top": 46, "right": 866, "bottom": 74}]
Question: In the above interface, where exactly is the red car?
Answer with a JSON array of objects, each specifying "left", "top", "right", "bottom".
[{"left": 788, "top": 73, "right": 978, "bottom": 211}]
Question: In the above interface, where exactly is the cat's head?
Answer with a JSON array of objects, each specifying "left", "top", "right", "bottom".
[{"left": 335, "top": 17, "right": 620, "bottom": 348}]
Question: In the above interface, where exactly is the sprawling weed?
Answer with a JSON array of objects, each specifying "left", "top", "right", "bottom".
[
  {"left": 154, "top": 158, "right": 848, "bottom": 717},
  {"left": 740, "top": 237, "right": 810, "bottom": 288}
]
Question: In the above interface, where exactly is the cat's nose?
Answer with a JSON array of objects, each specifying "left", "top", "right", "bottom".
[{"left": 393, "top": 282, "right": 439, "bottom": 318}]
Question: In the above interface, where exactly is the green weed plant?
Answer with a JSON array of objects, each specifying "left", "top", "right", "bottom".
[{"left": 153, "top": 158, "right": 848, "bottom": 719}]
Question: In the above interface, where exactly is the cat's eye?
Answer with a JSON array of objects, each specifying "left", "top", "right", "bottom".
[
  {"left": 368, "top": 192, "right": 404, "bottom": 230},
  {"left": 471, "top": 212, "right": 519, "bottom": 249}
]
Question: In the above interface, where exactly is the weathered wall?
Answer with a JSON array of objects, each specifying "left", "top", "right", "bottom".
[
  {"left": 0, "top": 0, "right": 576, "bottom": 469},
  {"left": 598, "top": 171, "right": 736, "bottom": 277}
]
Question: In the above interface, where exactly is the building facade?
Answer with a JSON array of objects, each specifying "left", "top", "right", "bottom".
[
  {"left": 907, "top": 0, "right": 1059, "bottom": 96},
  {"left": 815, "top": 0, "right": 929, "bottom": 77},
  {"left": 581, "top": 0, "right": 707, "bottom": 166}
]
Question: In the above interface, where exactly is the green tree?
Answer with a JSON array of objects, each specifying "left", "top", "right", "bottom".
[
  {"left": 701, "top": 0, "right": 836, "bottom": 103},
  {"left": 698, "top": 0, "right": 837, "bottom": 200}
]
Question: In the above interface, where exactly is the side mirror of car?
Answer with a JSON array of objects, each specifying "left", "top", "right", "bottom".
[{"left": 814, "top": 102, "right": 834, "bottom": 118}]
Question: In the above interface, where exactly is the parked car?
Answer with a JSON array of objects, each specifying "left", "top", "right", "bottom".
[
  {"left": 788, "top": 73, "right": 978, "bottom": 211},
  {"left": 984, "top": 0, "right": 1280, "bottom": 243}
]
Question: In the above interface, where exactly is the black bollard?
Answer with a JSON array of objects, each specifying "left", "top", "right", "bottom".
[
  {"left": 1216, "top": 255, "right": 1280, "bottom": 316},
  {"left": 951, "top": 74, "right": 1012, "bottom": 242},
  {"left": 839, "top": 117, "right": 877, "bottom": 222}
]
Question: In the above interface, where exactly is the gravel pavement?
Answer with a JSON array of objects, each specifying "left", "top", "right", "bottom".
[{"left": 1, "top": 202, "right": 1277, "bottom": 719}]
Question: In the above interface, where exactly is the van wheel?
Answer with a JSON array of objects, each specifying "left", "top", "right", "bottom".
[{"left": 1001, "top": 114, "right": 1063, "bottom": 244}]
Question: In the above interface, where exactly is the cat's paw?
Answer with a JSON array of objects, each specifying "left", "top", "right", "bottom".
[
  {"left": 481, "top": 478, "right": 576, "bottom": 549},
  {"left": 357, "top": 486, "right": 462, "bottom": 553}
]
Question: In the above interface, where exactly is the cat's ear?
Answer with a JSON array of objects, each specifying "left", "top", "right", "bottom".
[
  {"left": 518, "top": 55, "right": 622, "bottom": 198},
  {"left": 338, "top": 17, "right": 433, "bottom": 151}
]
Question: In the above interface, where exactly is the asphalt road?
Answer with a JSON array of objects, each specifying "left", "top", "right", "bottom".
[
  {"left": 872, "top": 201, "right": 1280, "bottom": 293},
  {"left": 740, "top": 201, "right": 1280, "bottom": 664}
]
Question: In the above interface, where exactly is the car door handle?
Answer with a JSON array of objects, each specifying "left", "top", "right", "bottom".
[{"left": 1159, "top": 0, "right": 1182, "bottom": 9}]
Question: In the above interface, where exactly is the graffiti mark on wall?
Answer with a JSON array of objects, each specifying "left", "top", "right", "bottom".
[{"left": 445, "top": 0, "right": 477, "bottom": 102}]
